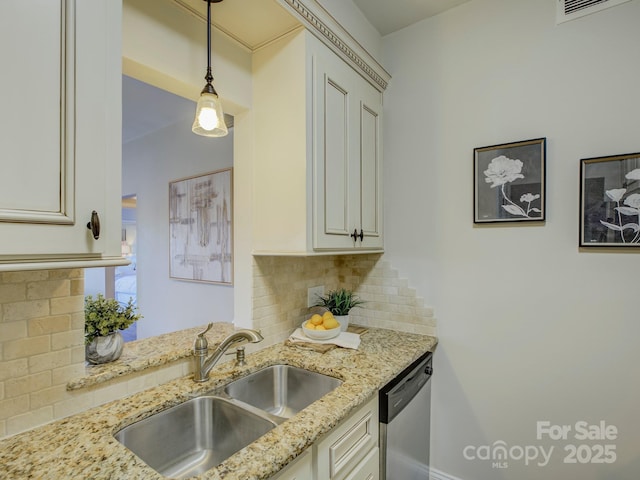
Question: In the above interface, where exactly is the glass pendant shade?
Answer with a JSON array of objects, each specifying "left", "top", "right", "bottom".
[
  {"left": 192, "top": 89, "right": 227, "bottom": 137},
  {"left": 192, "top": 0, "right": 228, "bottom": 138}
]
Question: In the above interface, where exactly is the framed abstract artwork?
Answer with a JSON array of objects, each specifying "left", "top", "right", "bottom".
[
  {"left": 580, "top": 152, "right": 640, "bottom": 247},
  {"left": 169, "top": 168, "right": 233, "bottom": 284},
  {"left": 474, "top": 138, "right": 546, "bottom": 224}
]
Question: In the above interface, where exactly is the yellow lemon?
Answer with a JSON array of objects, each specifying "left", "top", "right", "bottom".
[
  {"left": 323, "top": 317, "right": 339, "bottom": 330},
  {"left": 310, "top": 313, "right": 324, "bottom": 326},
  {"left": 322, "top": 311, "right": 334, "bottom": 320},
  {"left": 305, "top": 321, "right": 316, "bottom": 330},
  {"left": 315, "top": 324, "right": 326, "bottom": 330}
]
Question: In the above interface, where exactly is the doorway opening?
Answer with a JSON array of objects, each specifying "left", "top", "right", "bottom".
[{"left": 84, "top": 195, "right": 138, "bottom": 342}]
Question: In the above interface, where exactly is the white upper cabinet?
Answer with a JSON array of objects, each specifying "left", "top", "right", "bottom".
[
  {"left": 312, "top": 45, "right": 383, "bottom": 251},
  {"left": 252, "top": 31, "right": 384, "bottom": 255},
  {"left": 0, "top": 0, "right": 124, "bottom": 270}
]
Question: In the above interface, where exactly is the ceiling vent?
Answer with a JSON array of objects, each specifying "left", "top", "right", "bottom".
[{"left": 557, "top": 0, "right": 632, "bottom": 23}]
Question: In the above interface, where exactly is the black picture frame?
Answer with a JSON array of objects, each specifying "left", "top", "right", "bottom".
[
  {"left": 474, "top": 138, "right": 546, "bottom": 224},
  {"left": 580, "top": 152, "right": 640, "bottom": 248}
]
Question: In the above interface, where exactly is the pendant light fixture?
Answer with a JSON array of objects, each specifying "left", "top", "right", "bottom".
[{"left": 192, "top": 0, "right": 228, "bottom": 137}]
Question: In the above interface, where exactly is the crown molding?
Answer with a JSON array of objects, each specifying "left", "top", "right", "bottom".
[{"left": 276, "top": 0, "right": 391, "bottom": 91}]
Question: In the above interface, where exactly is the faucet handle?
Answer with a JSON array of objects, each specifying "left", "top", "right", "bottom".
[
  {"left": 197, "top": 323, "right": 213, "bottom": 337},
  {"left": 194, "top": 323, "right": 214, "bottom": 351}
]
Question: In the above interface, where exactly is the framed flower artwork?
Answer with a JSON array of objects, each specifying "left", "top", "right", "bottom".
[
  {"left": 580, "top": 152, "right": 640, "bottom": 247},
  {"left": 474, "top": 138, "right": 546, "bottom": 224}
]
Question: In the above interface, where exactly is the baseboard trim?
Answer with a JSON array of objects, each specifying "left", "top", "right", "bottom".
[{"left": 430, "top": 467, "right": 465, "bottom": 480}]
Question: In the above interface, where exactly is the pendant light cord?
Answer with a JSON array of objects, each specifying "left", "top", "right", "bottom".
[{"left": 205, "top": 0, "right": 213, "bottom": 84}]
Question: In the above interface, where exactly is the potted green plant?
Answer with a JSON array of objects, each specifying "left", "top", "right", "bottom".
[
  {"left": 314, "top": 288, "right": 364, "bottom": 331},
  {"left": 84, "top": 294, "right": 142, "bottom": 365}
]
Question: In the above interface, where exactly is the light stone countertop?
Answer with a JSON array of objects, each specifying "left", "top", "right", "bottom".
[
  {"left": 67, "top": 323, "right": 237, "bottom": 390},
  {"left": 0, "top": 326, "right": 437, "bottom": 480}
]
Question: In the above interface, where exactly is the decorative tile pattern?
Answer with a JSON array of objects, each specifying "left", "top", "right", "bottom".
[
  {"left": 0, "top": 269, "right": 82, "bottom": 438},
  {"left": 253, "top": 254, "right": 437, "bottom": 343}
]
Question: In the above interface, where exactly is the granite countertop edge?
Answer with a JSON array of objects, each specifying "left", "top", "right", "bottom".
[
  {"left": 67, "top": 323, "right": 237, "bottom": 390},
  {"left": 0, "top": 326, "right": 437, "bottom": 480}
]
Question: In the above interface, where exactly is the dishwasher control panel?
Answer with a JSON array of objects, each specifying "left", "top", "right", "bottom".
[{"left": 379, "top": 351, "right": 433, "bottom": 424}]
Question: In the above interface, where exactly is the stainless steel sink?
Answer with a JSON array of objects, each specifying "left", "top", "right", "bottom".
[
  {"left": 114, "top": 396, "right": 277, "bottom": 479},
  {"left": 224, "top": 364, "right": 342, "bottom": 419},
  {"left": 114, "top": 365, "right": 342, "bottom": 478}
]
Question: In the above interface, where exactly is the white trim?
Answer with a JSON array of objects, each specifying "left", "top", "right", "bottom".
[
  {"left": 430, "top": 467, "right": 465, "bottom": 480},
  {"left": 0, "top": 255, "right": 129, "bottom": 272},
  {"left": 276, "top": 0, "right": 391, "bottom": 91}
]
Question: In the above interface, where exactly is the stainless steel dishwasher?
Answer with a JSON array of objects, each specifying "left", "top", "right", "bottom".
[{"left": 379, "top": 351, "right": 433, "bottom": 480}]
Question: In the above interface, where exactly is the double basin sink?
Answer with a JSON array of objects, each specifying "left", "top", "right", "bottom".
[{"left": 114, "top": 365, "right": 342, "bottom": 479}]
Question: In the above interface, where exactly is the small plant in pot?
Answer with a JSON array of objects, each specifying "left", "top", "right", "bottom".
[
  {"left": 85, "top": 294, "right": 142, "bottom": 365},
  {"left": 314, "top": 288, "right": 364, "bottom": 332}
]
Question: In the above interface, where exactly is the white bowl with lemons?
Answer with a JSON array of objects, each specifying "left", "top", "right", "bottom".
[{"left": 302, "top": 311, "right": 341, "bottom": 340}]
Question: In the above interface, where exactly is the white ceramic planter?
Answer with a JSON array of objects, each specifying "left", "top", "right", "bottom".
[
  {"left": 85, "top": 331, "right": 124, "bottom": 365},
  {"left": 335, "top": 314, "right": 349, "bottom": 332}
]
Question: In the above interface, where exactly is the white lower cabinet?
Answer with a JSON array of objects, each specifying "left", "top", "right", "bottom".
[
  {"left": 315, "top": 395, "right": 378, "bottom": 480},
  {"left": 270, "top": 396, "right": 379, "bottom": 480},
  {"left": 343, "top": 447, "right": 379, "bottom": 480},
  {"left": 271, "top": 449, "right": 313, "bottom": 480}
]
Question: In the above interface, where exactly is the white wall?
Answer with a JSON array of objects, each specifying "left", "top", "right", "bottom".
[
  {"left": 122, "top": 115, "right": 234, "bottom": 339},
  {"left": 382, "top": 0, "right": 640, "bottom": 479}
]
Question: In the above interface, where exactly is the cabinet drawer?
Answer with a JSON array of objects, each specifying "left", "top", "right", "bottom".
[
  {"left": 344, "top": 447, "right": 379, "bottom": 480},
  {"left": 316, "top": 396, "right": 378, "bottom": 480}
]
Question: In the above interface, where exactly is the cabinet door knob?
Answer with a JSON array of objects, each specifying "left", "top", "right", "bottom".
[
  {"left": 86, "top": 210, "right": 100, "bottom": 240},
  {"left": 350, "top": 229, "right": 364, "bottom": 242}
]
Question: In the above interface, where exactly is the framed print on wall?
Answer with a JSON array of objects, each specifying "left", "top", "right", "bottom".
[
  {"left": 580, "top": 152, "right": 640, "bottom": 247},
  {"left": 169, "top": 168, "right": 233, "bottom": 284},
  {"left": 474, "top": 138, "right": 546, "bottom": 223}
]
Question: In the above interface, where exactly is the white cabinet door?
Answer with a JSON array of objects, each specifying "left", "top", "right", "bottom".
[
  {"left": 270, "top": 396, "right": 378, "bottom": 479},
  {"left": 358, "top": 81, "right": 383, "bottom": 250},
  {"left": 0, "top": 0, "right": 123, "bottom": 268},
  {"left": 314, "top": 55, "right": 356, "bottom": 247},
  {"left": 315, "top": 396, "right": 379, "bottom": 480},
  {"left": 312, "top": 47, "right": 383, "bottom": 252}
]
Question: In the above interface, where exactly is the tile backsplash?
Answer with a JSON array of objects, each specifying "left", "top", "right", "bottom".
[
  {"left": 0, "top": 269, "right": 192, "bottom": 439},
  {"left": 253, "top": 254, "right": 436, "bottom": 345},
  {"left": 0, "top": 269, "right": 85, "bottom": 438}
]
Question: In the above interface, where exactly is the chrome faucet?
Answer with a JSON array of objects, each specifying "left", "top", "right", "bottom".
[{"left": 193, "top": 323, "right": 264, "bottom": 382}]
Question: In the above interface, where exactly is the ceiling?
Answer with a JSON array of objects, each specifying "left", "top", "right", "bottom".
[
  {"left": 122, "top": 76, "right": 195, "bottom": 144},
  {"left": 353, "top": 0, "right": 471, "bottom": 36},
  {"left": 169, "top": 0, "right": 471, "bottom": 51},
  {"left": 170, "top": 0, "right": 301, "bottom": 50}
]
